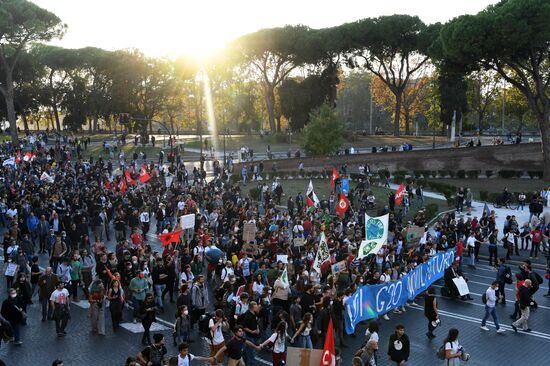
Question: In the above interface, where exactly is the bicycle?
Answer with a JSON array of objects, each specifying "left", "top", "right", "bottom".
[{"left": 493, "top": 194, "right": 519, "bottom": 210}]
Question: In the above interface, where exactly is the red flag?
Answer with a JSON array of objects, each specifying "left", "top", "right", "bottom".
[
  {"left": 330, "top": 167, "right": 339, "bottom": 188},
  {"left": 320, "top": 318, "right": 335, "bottom": 366},
  {"left": 335, "top": 193, "right": 350, "bottom": 216},
  {"left": 395, "top": 183, "right": 405, "bottom": 205},
  {"left": 15, "top": 151, "right": 21, "bottom": 164},
  {"left": 23, "top": 151, "right": 35, "bottom": 162},
  {"left": 159, "top": 230, "right": 182, "bottom": 246},
  {"left": 139, "top": 165, "right": 151, "bottom": 183},
  {"left": 104, "top": 179, "right": 113, "bottom": 191},
  {"left": 125, "top": 169, "right": 137, "bottom": 184},
  {"left": 307, "top": 196, "right": 314, "bottom": 208},
  {"left": 119, "top": 177, "right": 127, "bottom": 195}
]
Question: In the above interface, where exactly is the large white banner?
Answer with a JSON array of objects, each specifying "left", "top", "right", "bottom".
[{"left": 358, "top": 213, "right": 389, "bottom": 259}]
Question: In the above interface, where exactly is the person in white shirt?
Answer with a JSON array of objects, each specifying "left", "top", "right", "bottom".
[
  {"left": 208, "top": 309, "right": 228, "bottom": 363},
  {"left": 466, "top": 234, "right": 478, "bottom": 268},
  {"left": 480, "top": 281, "right": 505, "bottom": 333},
  {"left": 259, "top": 321, "right": 288, "bottom": 366},
  {"left": 221, "top": 261, "right": 234, "bottom": 283},
  {"left": 50, "top": 281, "right": 70, "bottom": 336},
  {"left": 177, "top": 342, "right": 214, "bottom": 366}
]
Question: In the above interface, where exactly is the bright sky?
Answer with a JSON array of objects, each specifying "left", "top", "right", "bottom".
[{"left": 31, "top": 0, "right": 498, "bottom": 59}]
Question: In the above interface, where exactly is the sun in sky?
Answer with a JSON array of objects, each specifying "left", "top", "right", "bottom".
[{"left": 31, "top": 0, "right": 498, "bottom": 59}]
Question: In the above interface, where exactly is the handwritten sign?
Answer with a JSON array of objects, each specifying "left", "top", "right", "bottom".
[
  {"left": 293, "top": 237, "right": 305, "bottom": 247},
  {"left": 243, "top": 223, "right": 257, "bottom": 243},
  {"left": 180, "top": 214, "right": 196, "bottom": 230},
  {"left": 4, "top": 263, "right": 18, "bottom": 277}
]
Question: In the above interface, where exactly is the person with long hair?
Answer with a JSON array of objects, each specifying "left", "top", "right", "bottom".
[
  {"left": 139, "top": 293, "right": 157, "bottom": 345},
  {"left": 290, "top": 312, "right": 313, "bottom": 349},
  {"left": 107, "top": 279, "right": 124, "bottom": 331},
  {"left": 260, "top": 321, "right": 288, "bottom": 366},
  {"left": 88, "top": 279, "right": 106, "bottom": 335},
  {"left": 443, "top": 328, "right": 462, "bottom": 365}
]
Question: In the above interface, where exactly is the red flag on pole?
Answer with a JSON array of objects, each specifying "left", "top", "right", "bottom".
[
  {"left": 159, "top": 230, "right": 182, "bottom": 246},
  {"left": 15, "top": 151, "right": 21, "bottom": 164},
  {"left": 320, "top": 318, "right": 335, "bottom": 366},
  {"left": 119, "top": 177, "right": 127, "bottom": 195},
  {"left": 139, "top": 165, "right": 151, "bottom": 183},
  {"left": 104, "top": 179, "right": 113, "bottom": 191},
  {"left": 125, "top": 169, "right": 137, "bottom": 184},
  {"left": 395, "top": 183, "right": 406, "bottom": 205},
  {"left": 307, "top": 196, "right": 314, "bottom": 208},
  {"left": 330, "top": 167, "right": 339, "bottom": 188},
  {"left": 335, "top": 193, "right": 350, "bottom": 216}
]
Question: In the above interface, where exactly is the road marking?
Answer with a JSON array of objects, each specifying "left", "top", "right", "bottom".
[
  {"left": 431, "top": 284, "right": 550, "bottom": 310},
  {"left": 120, "top": 322, "right": 170, "bottom": 333},
  {"left": 463, "top": 271, "right": 550, "bottom": 291},
  {"left": 408, "top": 305, "right": 550, "bottom": 341}
]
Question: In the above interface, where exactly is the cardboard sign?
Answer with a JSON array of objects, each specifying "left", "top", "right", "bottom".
[
  {"left": 331, "top": 260, "right": 348, "bottom": 274},
  {"left": 286, "top": 347, "right": 323, "bottom": 366},
  {"left": 452, "top": 276, "right": 470, "bottom": 296},
  {"left": 243, "top": 223, "right": 257, "bottom": 243},
  {"left": 293, "top": 237, "right": 305, "bottom": 247},
  {"left": 277, "top": 255, "right": 288, "bottom": 264},
  {"left": 4, "top": 263, "right": 18, "bottom": 277},
  {"left": 180, "top": 214, "right": 196, "bottom": 230}
]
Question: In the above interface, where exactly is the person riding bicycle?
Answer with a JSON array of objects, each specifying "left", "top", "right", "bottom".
[{"left": 502, "top": 187, "right": 511, "bottom": 205}]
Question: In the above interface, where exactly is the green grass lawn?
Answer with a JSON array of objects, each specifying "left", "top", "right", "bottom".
[{"left": 238, "top": 178, "right": 446, "bottom": 221}]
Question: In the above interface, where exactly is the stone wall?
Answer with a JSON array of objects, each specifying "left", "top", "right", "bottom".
[{"left": 233, "top": 143, "right": 543, "bottom": 173}]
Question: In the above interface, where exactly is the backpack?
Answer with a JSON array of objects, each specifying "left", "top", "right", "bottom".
[
  {"left": 481, "top": 293, "right": 487, "bottom": 304},
  {"left": 534, "top": 272, "right": 543, "bottom": 285},
  {"left": 504, "top": 266, "right": 513, "bottom": 284},
  {"left": 436, "top": 344, "right": 447, "bottom": 360},
  {"left": 198, "top": 312, "right": 214, "bottom": 341}
]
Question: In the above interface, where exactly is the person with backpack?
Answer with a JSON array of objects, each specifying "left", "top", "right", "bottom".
[
  {"left": 496, "top": 258, "right": 512, "bottom": 303},
  {"left": 207, "top": 309, "right": 229, "bottom": 364},
  {"left": 136, "top": 333, "right": 167, "bottom": 366},
  {"left": 176, "top": 342, "right": 214, "bottom": 366},
  {"left": 440, "top": 328, "right": 464, "bottom": 365},
  {"left": 480, "top": 281, "right": 506, "bottom": 333},
  {"left": 259, "top": 321, "right": 288, "bottom": 366}
]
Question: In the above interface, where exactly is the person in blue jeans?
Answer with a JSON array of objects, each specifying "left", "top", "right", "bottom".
[
  {"left": 480, "top": 281, "right": 506, "bottom": 333},
  {"left": 291, "top": 312, "right": 314, "bottom": 349},
  {"left": 152, "top": 259, "right": 168, "bottom": 312}
]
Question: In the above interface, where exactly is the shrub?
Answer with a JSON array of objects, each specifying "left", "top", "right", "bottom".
[
  {"left": 413, "top": 171, "right": 422, "bottom": 179},
  {"left": 498, "top": 170, "right": 517, "bottom": 179},
  {"left": 527, "top": 171, "right": 543, "bottom": 179},
  {"left": 488, "top": 192, "right": 501, "bottom": 203},
  {"left": 456, "top": 170, "right": 466, "bottom": 179},
  {"left": 485, "top": 170, "right": 493, "bottom": 178},
  {"left": 425, "top": 203, "right": 439, "bottom": 220},
  {"left": 430, "top": 171, "right": 438, "bottom": 178},
  {"left": 448, "top": 170, "right": 456, "bottom": 178},
  {"left": 466, "top": 170, "right": 480, "bottom": 179},
  {"left": 479, "top": 191, "right": 489, "bottom": 201},
  {"left": 302, "top": 104, "right": 344, "bottom": 156},
  {"left": 437, "top": 170, "right": 448, "bottom": 178}
]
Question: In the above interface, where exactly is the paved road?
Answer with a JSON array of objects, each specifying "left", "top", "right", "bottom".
[{"left": 1, "top": 206, "right": 549, "bottom": 365}]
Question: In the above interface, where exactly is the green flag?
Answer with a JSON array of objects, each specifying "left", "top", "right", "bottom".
[{"left": 280, "top": 267, "right": 289, "bottom": 288}]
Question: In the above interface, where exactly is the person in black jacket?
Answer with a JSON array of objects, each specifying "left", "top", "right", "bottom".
[
  {"left": 511, "top": 279, "right": 532, "bottom": 332},
  {"left": 388, "top": 324, "right": 410, "bottom": 365},
  {"left": 1, "top": 288, "right": 24, "bottom": 345}
]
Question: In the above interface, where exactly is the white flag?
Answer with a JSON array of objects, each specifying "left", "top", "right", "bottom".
[
  {"left": 306, "top": 180, "right": 320, "bottom": 206},
  {"left": 165, "top": 175, "right": 174, "bottom": 188},
  {"left": 40, "top": 172, "right": 54, "bottom": 183},
  {"left": 313, "top": 232, "right": 330, "bottom": 273},
  {"left": 358, "top": 213, "right": 389, "bottom": 259},
  {"left": 280, "top": 267, "right": 289, "bottom": 288},
  {"left": 2, "top": 157, "right": 15, "bottom": 167}
]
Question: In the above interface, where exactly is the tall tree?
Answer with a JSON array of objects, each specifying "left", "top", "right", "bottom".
[
  {"left": 466, "top": 70, "right": 500, "bottom": 132},
  {"left": 0, "top": 0, "right": 65, "bottom": 143},
  {"left": 230, "top": 25, "right": 310, "bottom": 132},
  {"left": 343, "top": 15, "right": 435, "bottom": 135},
  {"left": 440, "top": 0, "right": 550, "bottom": 179}
]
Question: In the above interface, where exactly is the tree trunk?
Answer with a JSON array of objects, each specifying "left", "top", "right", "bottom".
[
  {"left": 404, "top": 112, "right": 410, "bottom": 135},
  {"left": 36, "top": 117, "right": 40, "bottom": 132},
  {"left": 88, "top": 118, "right": 92, "bottom": 133},
  {"left": 52, "top": 101, "right": 61, "bottom": 132},
  {"left": 265, "top": 87, "right": 276, "bottom": 132},
  {"left": 21, "top": 113, "right": 29, "bottom": 133},
  {"left": 6, "top": 83, "right": 19, "bottom": 145},
  {"left": 93, "top": 115, "right": 98, "bottom": 132},
  {"left": 393, "top": 93, "right": 402, "bottom": 136},
  {"left": 539, "top": 112, "right": 550, "bottom": 182}
]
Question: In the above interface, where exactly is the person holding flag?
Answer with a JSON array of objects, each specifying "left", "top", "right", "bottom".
[
  {"left": 306, "top": 180, "right": 320, "bottom": 209},
  {"left": 395, "top": 183, "right": 406, "bottom": 206},
  {"left": 336, "top": 193, "right": 350, "bottom": 217},
  {"left": 139, "top": 165, "right": 151, "bottom": 183},
  {"left": 330, "top": 167, "right": 340, "bottom": 189}
]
